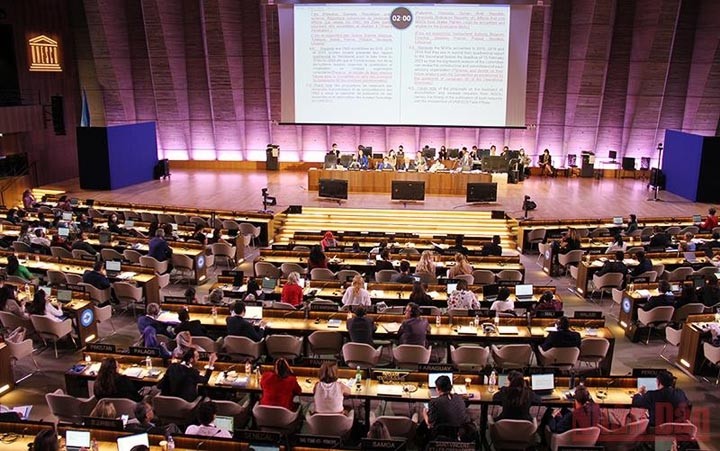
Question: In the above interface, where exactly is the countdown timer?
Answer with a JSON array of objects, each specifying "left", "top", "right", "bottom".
[{"left": 390, "top": 7, "right": 412, "bottom": 30}]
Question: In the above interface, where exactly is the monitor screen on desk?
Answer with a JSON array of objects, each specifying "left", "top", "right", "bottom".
[
  {"left": 637, "top": 377, "right": 658, "bottom": 391},
  {"left": 65, "top": 430, "right": 90, "bottom": 449},
  {"left": 515, "top": 284, "right": 533, "bottom": 297},
  {"left": 106, "top": 260, "right": 121, "bottom": 272},
  {"left": 62, "top": 212, "right": 73, "bottom": 221},
  {"left": 446, "top": 282, "right": 458, "bottom": 294},
  {"left": 58, "top": 227, "right": 69, "bottom": 237},
  {"left": 531, "top": 373, "right": 555, "bottom": 391},
  {"left": 214, "top": 415, "right": 234, "bottom": 434},
  {"left": 692, "top": 214, "right": 702, "bottom": 224},
  {"left": 57, "top": 289, "right": 73, "bottom": 302}
]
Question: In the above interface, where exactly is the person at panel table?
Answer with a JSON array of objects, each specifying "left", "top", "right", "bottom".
[
  {"left": 428, "top": 159, "right": 445, "bottom": 172},
  {"left": 459, "top": 148, "right": 473, "bottom": 172},
  {"left": 82, "top": 260, "right": 112, "bottom": 290},
  {"left": 489, "top": 144, "right": 497, "bottom": 156},
  {"left": 71, "top": 231, "right": 97, "bottom": 255},
  {"left": 448, "top": 252, "right": 473, "bottom": 279},
  {"left": 415, "top": 250, "right": 436, "bottom": 280},
  {"left": 408, "top": 281, "right": 433, "bottom": 306},
  {"left": 546, "top": 385, "right": 600, "bottom": 434},
  {"left": 342, "top": 274, "right": 371, "bottom": 307},
  {"left": 159, "top": 348, "right": 216, "bottom": 402},
  {"left": 347, "top": 153, "right": 361, "bottom": 170},
  {"left": 595, "top": 251, "right": 628, "bottom": 278},
  {"left": 6, "top": 254, "right": 33, "bottom": 282},
  {"left": 313, "top": 361, "right": 351, "bottom": 414},
  {"left": 624, "top": 214, "right": 639, "bottom": 235},
  {"left": 375, "top": 248, "right": 394, "bottom": 272},
  {"left": 700, "top": 207, "right": 718, "bottom": 232},
  {"left": 226, "top": 300, "right": 266, "bottom": 340},
  {"left": 356, "top": 146, "right": 369, "bottom": 169},
  {"left": 533, "top": 291, "right": 563, "bottom": 313},
  {"left": 490, "top": 287, "right": 514, "bottom": 313},
  {"left": 148, "top": 229, "right": 173, "bottom": 262},
  {"left": 396, "top": 146, "right": 406, "bottom": 170},
  {"left": 539, "top": 148, "right": 554, "bottom": 176},
  {"left": 390, "top": 260, "right": 414, "bottom": 284},
  {"left": 320, "top": 231, "right": 339, "bottom": 251},
  {"left": 698, "top": 275, "right": 720, "bottom": 307},
  {"left": 347, "top": 305, "right": 376, "bottom": 345},
  {"left": 387, "top": 149, "right": 397, "bottom": 169},
  {"left": 605, "top": 234, "right": 627, "bottom": 254},
  {"left": 492, "top": 370, "right": 541, "bottom": 422},
  {"left": 415, "top": 154, "right": 428, "bottom": 172},
  {"left": 281, "top": 272, "right": 304, "bottom": 308}
]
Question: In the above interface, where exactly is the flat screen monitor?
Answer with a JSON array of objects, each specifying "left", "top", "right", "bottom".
[
  {"left": 62, "top": 212, "right": 73, "bottom": 221},
  {"left": 466, "top": 183, "right": 498, "bottom": 203},
  {"left": 477, "top": 149, "right": 491, "bottom": 158},
  {"left": 319, "top": 178, "right": 349, "bottom": 200},
  {"left": 106, "top": 260, "right": 121, "bottom": 272},
  {"left": 447, "top": 148, "right": 460, "bottom": 159},
  {"left": 86, "top": 199, "right": 94, "bottom": 207},
  {"left": 214, "top": 415, "right": 234, "bottom": 434},
  {"left": 421, "top": 148, "right": 436, "bottom": 159},
  {"left": 361, "top": 146, "right": 372, "bottom": 157},
  {"left": 124, "top": 220, "right": 134, "bottom": 227},
  {"left": 58, "top": 227, "right": 69, "bottom": 237},
  {"left": 117, "top": 433, "right": 149, "bottom": 451},
  {"left": 613, "top": 217, "right": 623, "bottom": 226},
  {"left": 261, "top": 277, "right": 277, "bottom": 291},
  {"left": 245, "top": 306, "right": 263, "bottom": 320},
  {"left": 498, "top": 373, "right": 509, "bottom": 387},
  {"left": 515, "top": 284, "right": 533, "bottom": 297},
  {"left": 391, "top": 181, "right": 425, "bottom": 201},
  {"left": 248, "top": 446, "right": 280, "bottom": 451},
  {"left": 637, "top": 377, "right": 658, "bottom": 391},
  {"left": 531, "top": 373, "right": 555, "bottom": 391}
]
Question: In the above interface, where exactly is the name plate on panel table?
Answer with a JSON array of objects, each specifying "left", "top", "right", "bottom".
[
  {"left": 86, "top": 343, "right": 116, "bottom": 354},
  {"left": 632, "top": 368, "right": 667, "bottom": 377},
  {"left": 361, "top": 438, "right": 407, "bottom": 450},
  {"left": 536, "top": 310, "right": 563, "bottom": 318},
  {"left": 82, "top": 417, "right": 123, "bottom": 430},
  {"left": 301, "top": 357, "right": 336, "bottom": 367},
  {"left": 129, "top": 347, "right": 160, "bottom": 358},
  {"left": 310, "top": 303, "right": 339, "bottom": 312},
  {"left": 296, "top": 435, "right": 342, "bottom": 447},
  {"left": 573, "top": 311, "right": 604, "bottom": 320},
  {"left": 418, "top": 363, "right": 456, "bottom": 373},
  {"left": 65, "top": 283, "right": 86, "bottom": 293},
  {"left": 426, "top": 442, "right": 476, "bottom": 451},
  {"left": 236, "top": 430, "right": 282, "bottom": 444},
  {"left": 498, "top": 280, "right": 520, "bottom": 286}
]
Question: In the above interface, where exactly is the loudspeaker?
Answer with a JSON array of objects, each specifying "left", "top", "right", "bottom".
[
  {"left": 491, "top": 210, "right": 505, "bottom": 220},
  {"left": 622, "top": 157, "right": 635, "bottom": 170},
  {"left": 319, "top": 178, "right": 348, "bottom": 200},
  {"left": 391, "top": 181, "right": 425, "bottom": 201},
  {"left": 51, "top": 95, "right": 66, "bottom": 135},
  {"left": 288, "top": 205, "right": 302, "bottom": 214},
  {"left": 466, "top": 182, "right": 498, "bottom": 203}
]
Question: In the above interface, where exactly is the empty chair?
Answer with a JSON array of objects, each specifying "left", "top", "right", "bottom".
[
  {"left": 578, "top": 338, "right": 610, "bottom": 372},
  {"left": 140, "top": 212, "right": 157, "bottom": 223},
  {"left": 265, "top": 334, "right": 303, "bottom": 361},
  {"left": 158, "top": 213, "right": 175, "bottom": 224},
  {"left": 139, "top": 255, "right": 169, "bottom": 274},
  {"left": 660, "top": 326, "right": 682, "bottom": 362},
  {"left": 222, "top": 219, "right": 240, "bottom": 230},
  {"left": 280, "top": 262, "right": 306, "bottom": 277},
  {"left": 310, "top": 268, "right": 336, "bottom": 281},
  {"left": 254, "top": 261, "right": 281, "bottom": 279},
  {"left": 100, "top": 248, "right": 124, "bottom": 262},
  {"left": 46, "top": 270, "right": 68, "bottom": 286},
  {"left": 537, "top": 346, "right": 580, "bottom": 372},
  {"left": 450, "top": 345, "right": 489, "bottom": 370},
  {"left": 651, "top": 263, "right": 666, "bottom": 277},
  {"left": 152, "top": 395, "right": 201, "bottom": 426},
  {"left": 342, "top": 342, "right": 383, "bottom": 369},
  {"left": 671, "top": 303, "right": 705, "bottom": 324},
  {"left": 211, "top": 242, "right": 237, "bottom": 268},
  {"left": 123, "top": 249, "right": 142, "bottom": 264},
  {"left": 703, "top": 342, "right": 720, "bottom": 384},
  {"left": 558, "top": 250, "right": 584, "bottom": 274},
  {"left": 94, "top": 304, "right": 116, "bottom": 337},
  {"left": 171, "top": 254, "right": 195, "bottom": 283},
  {"left": 574, "top": 228, "right": 590, "bottom": 238},
  {"left": 610, "top": 288, "right": 624, "bottom": 319},
  {"left": 252, "top": 404, "right": 301, "bottom": 434},
  {"left": 6, "top": 275, "right": 31, "bottom": 284},
  {"left": 679, "top": 226, "right": 699, "bottom": 235},
  {"left": 45, "top": 389, "right": 97, "bottom": 424},
  {"left": 191, "top": 336, "right": 223, "bottom": 354},
  {"left": 665, "top": 226, "right": 681, "bottom": 236},
  {"left": 6, "top": 338, "right": 39, "bottom": 383},
  {"left": 490, "top": 419, "right": 537, "bottom": 450},
  {"left": 526, "top": 228, "right": 546, "bottom": 252},
  {"left": 665, "top": 267, "right": 693, "bottom": 282},
  {"left": 12, "top": 241, "right": 32, "bottom": 253},
  {"left": 692, "top": 266, "right": 718, "bottom": 279},
  {"left": 65, "top": 273, "right": 84, "bottom": 285},
  {"left": 113, "top": 282, "right": 143, "bottom": 316},
  {"left": 223, "top": 335, "right": 264, "bottom": 362},
  {"left": 392, "top": 344, "right": 431, "bottom": 369},
  {"left": 72, "top": 249, "right": 95, "bottom": 260},
  {"left": 637, "top": 306, "right": 675, "bottom": 345},
  {"left": 633, "top": 270, "right": 658, "bottom": 282},
  {"left": 30, "top": 315, "right": 74, "bottom": 358},
  {"left": 626, "top": 246, "right": 645, "bottom": 256},
  {"left": 598, "top": 419, "right": 649, "bottom": 451},
  {"left": 87, "top": 208, "right": 105, "bottom": 219},
  {"left": 591, "top": 273, "right": 625, "bottom": 303},
  {"left": 306, "top": 411, "right": 354, "bottom": 438},
  {"left": 174, "top": 214, "right": 189, "bottom": 225},
  {"left": 589, "top": 227, "right": 610, "bottom": 238},
  {"left": 548, "top": 426, "right": 601, "bottom": 451},
  {"left": 375, "top": 269, "right": 398, "bottom": 283},
  {"left": 270, "top": 302, "right": 296, "bottom": 310},
  {"left": 308, "top": 331, "right": 343, "bottom": 358},
  {"left": 414, "top": 272, "right": 437, "bottom": 284},
  {"left": 239, "top": 222, "right": 261, "bottom": 247},
  {"left": 293, "top": 245, "right": 310, "bottom": 252},
  {"left": 189, "top": 216, "right": 208, "bottom": 228},
  {"left": 399, "top": 248, "right": 420, "bottom": 256},
  {"left": 496, "top": 270, "right": 523, "bottom": 283},
  {"left": 454, "top": 274, "right": 474, "bottom": 286},
  {"left": 491, "top": 344, "right": 533, "bottom": 370},
  {"left": 472, "top": 270, "right": 496, "bottom": 285},
  {"left": 640, "top": 227, "right": 654, "bottom": 240},
  {"left": 372, "top": 415, "right": 419, "bottom": 439},
  {"left": 50, "top": 247, "right": 73, "bottom": 260},
  {"left": 213, "top": 398, "right": 250, "bottom": 430},
  {"left": 103, "top": 398, "right": 138, "bottom": 419},
  {"left": 336, "top": 269, "right": 361, "bottom": 282}
]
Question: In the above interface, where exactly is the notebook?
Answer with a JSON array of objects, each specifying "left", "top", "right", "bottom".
[
  {"left": 376, "top": 384, "right": 405, "bottom": 396},
  {"left": 65, "top": 430, "right": 91, "bottom": 451},
  {"left": 515, "top": 284, "right": 534, "bottom": 300},
  {"left": 382, "top": 323, "right": 401, "bottom": 333},
  {"left": 428, "top": 372, "right": 453, "bottom": 397}
]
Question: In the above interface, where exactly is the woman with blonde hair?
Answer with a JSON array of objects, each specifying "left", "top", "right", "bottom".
[
  {"left": 415, "top": 250, "right": 436, "bottom": 277},
  {"left": 89, "top": 399, "right": 118, "bottom": 419},
  {"left": 341, "top": 274, "right": 371, "bottom": 307},
  {"left": 448, "top": 253, "right": 473, "bottom": 278},
  {"left": 281, "top": 271, "right": 304, "bottom": 307},
  {"left": 313, "top": 361, "right": 350, "bottom": 414}
]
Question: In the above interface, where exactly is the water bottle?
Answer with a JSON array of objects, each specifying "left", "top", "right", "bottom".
[
  {"left": 494, "top": 311, "right": 500, "bottom": 327},
  {"left": 145, "top": 356, "right": 152, "bottom": 370},
  {"left": 355, "top": 366, "right": 362, "bottom": 385},
  {"left": 474, "top": 313, "right": 480, "bottom": 327},
  {"left": 245, "top": 361, "right": 252, "bottom": 374},
  {"left": 489, "top": 369, "right": 497, "bottom": 389},
  {"left": 435, "top": 315, "right": 441, "bottom": 328},
  {"left": 629, "top": 281, "right": 635, "bottom": 293},
  {"left": 166, "top": 435, "right": 175, "bottom": 451},
  {"left": 211, "top": 306, "right": 218, "bottom": 320}
]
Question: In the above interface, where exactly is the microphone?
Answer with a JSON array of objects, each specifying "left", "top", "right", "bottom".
[
  {"left": 196, "top": 441, "right": 205, "bottom": 450},
  {"left": 222, "top": 364, "right": 237, "bottom": 378}
]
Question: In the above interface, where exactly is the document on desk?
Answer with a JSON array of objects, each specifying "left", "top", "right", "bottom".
[
  {"left": 382, "top": 323, "right": 401, "bottom": 333},
  {"left": 498, "top": 326, "right": 519, "bottom": 335},
  {"left": 156, "top": 312, "right": 180, "bottom": 323},
  {"left": 376, "top": 384, "right": 404, "bottom": 396},
  {"left": 635, "top": 289, "right": 651, "bottom": 298},
  {"left": 457, "top": 326, "right": 478, "bottom": 335},
  {"left": 123, "top": 367, "right": 144, "bottom": 378},
  {"left": 117, "top": 271, "right": 137, "bottom": 280}
]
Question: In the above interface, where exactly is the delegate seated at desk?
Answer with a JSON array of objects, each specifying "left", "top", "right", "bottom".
[
  {"left": 447, "top": 279, "right": 480, "bottom": 310},
  {"left": 629, "top": 251, "right": 653, "bottom": 279},
  {"left": 226, "top": 300, "right": 265, "bottom": 340},
  {"left": 492, "top": 370, "right": 541, "bottom": 422},
  {"left": 700, "top": 207, "right": 718, "bottom": 231},
  {"left": 159, "top": 349, "right": 216, "bottom": 402},
  {"left": 698, "top": 276, "right": 720, "bottom": 307},
  {"left": 342, "top": 275, "right": 371, "bottom": 307},
  {"left": 641, "top": 280, "right": 674, "bottom": 311},
  {"left": 540, "top": 317, "right": 581, "bottom": 351},
  {"left": 260, "top": 358, "right": 302, "bottom": 411},
  {"left": 631, "top": 370, "right": 690, "bottom": 428},
  {"left": 72, "top": 231, "right": 97, "bottom": 255},
  {"left": 480, "top": 235, "right": 503, "bottom": 257},
  {"left": 347, "top": 306, "right": 376, "bottom": 345},
  {"left": 490, "top": 287, "right": 514, "bottom": 313},
  {"left": 546, "top": 386, "right": 601, "bottom": 434},
  {"left": 398, "top": 303, "right": 430, "bottom": 346},
  {"left": 148, "top": 229, "right": 173, "bottom": 262},
  {"left": 83, "top": 260, "right": 111, "bottom": 290},
  {"left": 648, "top": 227, "right": 671, "bottom": 249},
  {"left": 422, "top": 375, "right": 472, "bottom": 441},
  {"left": 390, "top": 260, "right": 414, "bottom": 284},
  {"left": 596, "top": 251, "right": 628, "bottom": 277}
]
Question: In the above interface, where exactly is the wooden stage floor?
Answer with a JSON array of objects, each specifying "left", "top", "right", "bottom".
[{"left": 44, "top": 169, "right": 714, "bottom": 220}]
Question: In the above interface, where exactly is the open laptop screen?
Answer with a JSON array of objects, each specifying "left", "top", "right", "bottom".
[
  {"left": 531, "top": 373, "right": 555, "bottom": 391},
  {"left": 65, "top": 430, "right": 90, "bottom": 449},
  {"left": 106, "top": 260, "right": 121, "bottom": 272},
  {"left": 515, "top": 284, "right": 533, "bottom": 297},
  {"left": 428, "top": 372, "right": 453, "bottom": 388},
  {"left": 117, "top": 433, "right": 149, "bottom": 451}
]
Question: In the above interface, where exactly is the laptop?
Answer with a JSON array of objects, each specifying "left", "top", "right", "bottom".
[
  {"left": 613, "top": 217, "right": 623, "bottom": 226},
  {"left": 69, "top": 198, "right": 79, "bottom": 206},
  {"left": 62, "top": 212, "right": 73, "bottom": 221},
  {"left": 683, "top": 252, "right": 697, "bottom": 263},
  {"left": 39, "top": 286, "right": 52, "bottom": 297},
  {"left": 105, "top": 260, "right": 122, "bottom": 277},
  {"left": 446, "top": 281, "right": 458, "bottom": 294},
  {"left": 298, "top": 277, "right": 306, "bottom": 288},
  {"left": 498, "top": 373, "right": 509, "bottom": 388},
  {"left": 637, "top": 376, "right": 658, "bottom": 391},
  {"left": 57, "top": 289, "right": 73, "bottom": 303},
  {"left": 65, "top": 430, "right": 91, "bottom": 451},
  {"left": 58, "top": 227, "right": 70, "bottom": 237},
  {"left": 483, "top": 283, "right": 499, "bottom": 301},
  {"left": 262, "top": 277, "right": 277, "bottom": 294},
  {"left": 248, "top": 446, "right": 280, "bottom": 451},
  {"left": 117, "top": 433, "right": 149, "bottom": 451},
  {"left": 515, "top": 284, "right": 534, "bottom": 300},
  {"left": 124, "top": 220, "right": 134, "bottom": 227},
  {"left": 692, "top": 214, "right": 702, "bottom": 224},
  {"left": 428, "top": 372, "right": 453, "bottom": 397},
  {"left": 531, "top": 373, "right": 555, "bottom": 396},
  {"left": 214, "top": 415, "right": 234, "bottom": 434},
  {"left": 245, "top": 306, "right": 263, "bottom": 320}
]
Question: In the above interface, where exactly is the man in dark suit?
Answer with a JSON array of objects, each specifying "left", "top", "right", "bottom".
[
  {"left": 148, "top": 229, "right": 173, "bottom": 262},
  {"left": 629, "top": 251, "right": 653, "bottom": 279},
  {"left": 347, "top": 306, "right": 376, "bottom": 345},
  {"left": 480, "top": 235, "right": 503, "bottom": 257},
  {"left": 390, "top": 260, "right": 414, "bottom": 284},
  {"left": 159, "top": 349, "right": 216, "bottom": 402},
  {"left": 82, "top": 260, "right": 111, "bottom": 290},
  {"left": 71, "top": 231, "right": 97, "bottom": 255},
  {"left": 540, "top": 316, "right": 581, "bottom": 351},
  {"left": 375, "top": 248, "right": 394, "bottom": 271},
  {"left": 648, "top": 227, "right": 671, "bottom": 249},
  {"left": 596, "top": 251, "right": 628, "bottom": 277},
  {"left": 641, "top": 280, "right": 675, "bottom": 311},
  {"left": 632, "top": 370, "right": 690, "bottom": 427},
  {"left": 226, "top": 301, "right": 265, "bottom": 340}
]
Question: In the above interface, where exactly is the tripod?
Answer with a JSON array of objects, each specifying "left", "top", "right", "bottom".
[{"left": 647, "top": 143, "right": 664, "bottom": 202}]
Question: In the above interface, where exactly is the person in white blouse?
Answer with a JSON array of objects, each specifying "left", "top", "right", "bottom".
[
  {"left": 184, "top": 401, "right": 232, "bottom": 438},
  {"left": 26, "top": 290, "right": 64, "bottom": 322},
  {"left": 447, "top": 279, "right": 480, "bottom": 310},
  {"left": 605, "top": 234, "right": 627, "bottom": 254},
  {"left": 490, "top": 287, "right": 514, "bottom": 313},
  {"left": 342, "top": 275, "right": 371, "bottom": 307}
]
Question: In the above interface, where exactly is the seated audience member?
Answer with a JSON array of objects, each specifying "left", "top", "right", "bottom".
[
  {"left": 126, "top": 402, "right": 181, "bottom": 435},
  {"left": 540, "top": 316, "right": 581, "bottom": 351},
  {"left": 409, "top": 281, "right": 433, "bottom": 306},
  {"left": 185, "top": 401, "right": 232, "bottom": 438},
  {"left": 106, "top": 213, "right": 122, "bottom": 233},
  {"left": 26, "top": 289, "right": 64, "bottom": 321},
  {"left": 226, "top": 300, "right": 265, "bottom": 340},
  {"left": 448, "top": 253, "right": 473, "bottom": 278},
  {"left": 172, "top": 330, "right": 205, "bottom": 359},
  {"left": 547, "top": 385, "right": 600, "bottom": 433},
  {"left": 71, "top": 231, "right": 98, "bottom": 255},
  {"left": 422, "top": 375, "right": 471, "bottom": 440},
  {"left": 148, "top": 229, "right": 173, "bottom": 262},
  {"left": 649, "top": 226, "right": 671, "bottom": 249},
  {"left": 390, "top": 260, "right": 414, "bottom": 284},
  {"left": 321, "top": 231, "right": 339, "bottom": 251},
  {"left": 674, "top": 284, "right": 698, "bottom": 309},
  {"left": 90, "top": 399, "right": 118, "bottom": 419},
  {"left": 680, "top": 232, "right": 696, "bottom": 252},
  {"left": 596, "top": 251, "right": 628, "bottom": 277},
  {"left": 699, "top": 275, "right": 720, "bottom": 307},
  {"left": 347, "top": 306, "right": 376, "bottom": 345},
  {"left": 702, "top": 232, "right": 720, "bottom": 258},
  {"left": 174, "top": 308, "right": 206, "bottom": 336},
  {"left": 50, "top": 230, "right": 73, "bottom": 251},
  {"left": 281, "top": 272, "right": 304, "bottom": 307},
  {"left": 260, "top": 358, "right": 302, "bottom": 411},
  {"left": 30, "top": 228, "right": 51, "bottom": 248},
  {"left": 415, "top": 250, "right": 436, "bottom": 279},
  {"left": 77, "top": 213, "right": 94, "bottom": 232},
  {"left": 555, "top": 229, "right": 581, "bottom": 257},
  {"left": 632, "top": 370, "right": 689, "bottom": 427},
  {"left": 159, "top": 349, "right": 216, "bottom": 402},
  {"left": 83, "top": 260, "right": 112, "bottom": 290},
  {"left": 349, "top": 241, "right": 362, "bottom": 253},
  {"left": 415, "top": 155, "right": 428, "bottom": 172},
  {"left": 22, "top": 189, "right": 37, "bottom": 210},
  {"left": 141, "top": 326, "right": 171, "bottom": 359},
  {"left": 308, "top": 245, "right": 328, "bottom": 271},
  {"left": 629, "top": 251, "right": 653, "bottom": 279},
  {"left": 162, "top": 223, "right": 177, "bottom": 241},
  {"left": 700, "top": 207, "right": 718, "bottom": 231},
  {"left": 448, "top": 235, "right": 469, "bottom": 256},
  {"left": 0, "top": 285, "right": 27, "bottom": 319},
  {"left": 642, "top": 280, "right": 675, "bottom": 311},
  {"left": 375, "top": 248, "right": 394, "bottom": 271},
  {"left": 93, "top": 357, "right": 142, "bottom": 401},
  {"left": 191, "top": 223, "right": 206, "bottom": 245},
  {"left": 490, "top": 287, "right": 514, "bottom": 313},
  {"left": 137, "top": 303, "right": 171, "bottom": 337},
  {"left": 313, "top": 362, "right": 350, "bottom": 414},
  {"left": 342, "top": 274, "right": 371, "bottom": 307},
  {"left": 625, "top": 214, "right": 639, "bottom": 235},
  {"left": 492, "top": 370, "right": 541, "bottom": 421},
  {"left": 18, "top": 224, "right": 33, "bottom": 244},
  {"left": 481, "top": 235, "right": 503, "bottom": 256},
  {"left": 447, "top": 279, "right": 480, "bottom": 310},
  {"left": 398, "top": 302, "right": 430, "bottom": 346},
  {"left": 605, "top": 235, "right": 626, "bottom": 254},
  {"left": 367, "top": 421, "right": 392, "bottom": 440},
  {"left": 6, "top": 255, "right": 33, "bottom": 281},
  {"left": 534, "top": 291, "right": 562, "bottom": 312}
]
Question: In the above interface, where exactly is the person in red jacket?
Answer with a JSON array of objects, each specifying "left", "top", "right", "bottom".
[
  {"left": 700, "top": 207, "right": 718, "bottom": 231},
  {"left": 259, "top": 358, "right": 302, "bottom": 411},
  {"left": 281, "top": 272, "right": 304, "bottom": 307}
]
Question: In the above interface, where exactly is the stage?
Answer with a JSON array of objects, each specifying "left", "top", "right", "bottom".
[{"left": 41, "top": 168, "right": 714, "bottom": 221}]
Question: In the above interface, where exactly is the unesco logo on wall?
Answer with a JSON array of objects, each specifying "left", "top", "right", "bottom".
[{"left": 28, "top": 35, "right": 62, "bottom": 72}]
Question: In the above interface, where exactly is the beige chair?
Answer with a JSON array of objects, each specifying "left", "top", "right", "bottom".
[
  {"left": 308, "top": 331, "right": 343, "bottom": 357},
  {"left": 71, "top": 249, "right": 95, "bottom": 260},
  {"left": 558, "top": 250, "right": 584, "bottom": 274},
  {"left": 414, "top": 272, "right": 437, "bottom": 285},
  {"left": 392, "top": 344, "right": 431, "bottom": 369},
  {"left": 270, "top": 302, "right": 296, "bottom": 310},
  {"left": 548, "top": 426, "right": 600, "bottom": 451},
  {"left": 158, "top": 213, "right": 175, "bottom": 224},
  {"left": 660, "top": 326, "right": 683, "bottom": 362},
  {"left": 336, "top": 269, "right": 361, "bottom": 282},
  {"left": 590, "top": 227, "right": 610, "bottom": 238},
  {"left": 123, "top": 249, "right": 143, "bottom": 264},
  {"left": 79, "top": 282, "right": 111, "bottom": 304},
  {"left": 45, "top": 389, "right": 97, "bottom": 424},
  {"left": 598, "top": 419, "right": 649, "bottom": 451},
  {"left": 665, "top": 226, "right": 682, "bottom": 236},
  {"left": 152, "top": 395, "right": 201, "bottom": 425},
  {"left": 650, "top": 263, "right": 666, "bottom": 278},
  {"left": 454, "top": 274, "right": 475, "bottom": 286},
  {"left": 0, "top": 311, "right": 33, "bottom": 335},
  {"left": 214, "top": 398, "right": 250, "bottom": 430},
  {"left": 65, "top": 273, "right": 84, "bottom": 285},
  {"left": 497, "top": 270, "right": 523, "bottom": 283},
  {"left": 174, "top": 214, "right": 190, "bottom": 225},
  {"left": 139, "top": 255, "right": 169, "bottom": 274},
  {"left": 265, "top": 334, "right": 303, "bottom": 361},
  {"left": 211, "top": 242, "right": 236, "bottom": 268},
  {"left": 526, "top": 228, "right": 546, "bottom": 252},
  {"left": 637, "top": 306, "right": 675, "bottom": 345},
  {"left": 113, "top": 282, "right": 144, "bottom": 316},
  {"left": 239, "top": 222, "right": 261, "bottom": 247},
  {"left": 12, "top": 241, "right": 32, "bottom": 253},
  {"left": 633, "top": 270, "right": 658, "bottom": 282},
  {"left": 222, "top": 219, "right": 240, "bottom": 231},
  {"left": 671, "top": 303, "right": 705, "bottom": 324},
  {"left": 574, "top": 228, "right": 590, "bottom": 238},
  {"left": 538, "top": 346, "right": 580, "bottom": 372},
  {"left": 342, "top": 342, "right": 383, "bottom": 369},
  {"left": 568, "top": 265, "right": 580, "bottom": 281},
  {"left": 472, "top": 270, "right": 496, "bottom": 285},
  {"left": 254, "top": 261, "right": 281, "bottom": 279},
  {"left": 306, "top": 410, "right": 354, "bottom": 438},
  {"left": 679, "top": 226, "right": 699, "bottom": 235},
  {"left": 281, "top": 262, "right": 307, "bottom": 277},
  {"left": 372, "top": 415, "right": 419, "bottom": 439},
  {"left": 654, "top": 421, "right": 697, "bottom": 441},
  {"left": 30, "top": 315, "right": 74, "bottom": 358},
  {"left": 94, "top": 304, "right": 116, "bottom": 337},
  {"left": 6, "top": 274, "right": 30, "bottom": 284},
  {"left": 103, "top": 397, "right": 137, "bottom": 419},
  {"left": 626, "top": 246, "right": 645, "bottom": 256},
  {"left": 591, "top": 272, "right": 625, "bottom": 304},
  {"left": 703, "top": 342, "right": 720, "bottom": 384},
  {"left": 375, "top": 269, "right": 398, "bottom": 283},
  {"left": 156, "top": 272, "right": 170, "bottom": 290},
  {"left": 665, "top": 266, "right": 693, "bottom": 282},
  {"left": 490, "top": 419, "right": 537, "bottom": 450},
  {"left": 293, "top": 245, "right": 311, "bottom": 252},
  {"left": 189, "top": 216, "right": 208, "bottom": 228},
  {"left": 399, "top": 248, "right": 420, "bottom": 256},
  {"left": 223, "top": 335, "right": 264, "bottom": 362},
  {"left": 46, "top": 270, "right": 68, "bottom": 286},
  {"left": 171, "top": 254, "right": 195, "bottom": 283},
  {"left": 100, "top": 248, "right": 124, "bottom": 262},
  {"left": 140, "top": 212, "right": 157, "bottom": 223},
  {"left": 450, "top": 345, "right": 489, "bottom": 370},
  {"left": 578, "top": 338, "right": 610, "bottom": 372},
  {"left": 191, "top": 336, "right": 224, "bottom": 354},
  {"left": 50, "top": 247, "right": 73, "bottom": 260},
  {"left": 491, "top": 344, "right": 533, "bottom": 369},
  {"left": 610, "top": 288, "right": 624, "bottom": 319},
  {"left": 692, "top": 266, "right": 718, "bottom": 279},
  {"left": 310, "top": 268, "right": 337, "bottom": 281},
  {"left": 252, "top": 404, "right": 300, "bottom": 434},
  {"left": 6, "top": 338, "right": 39, "bottom": 383}
]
